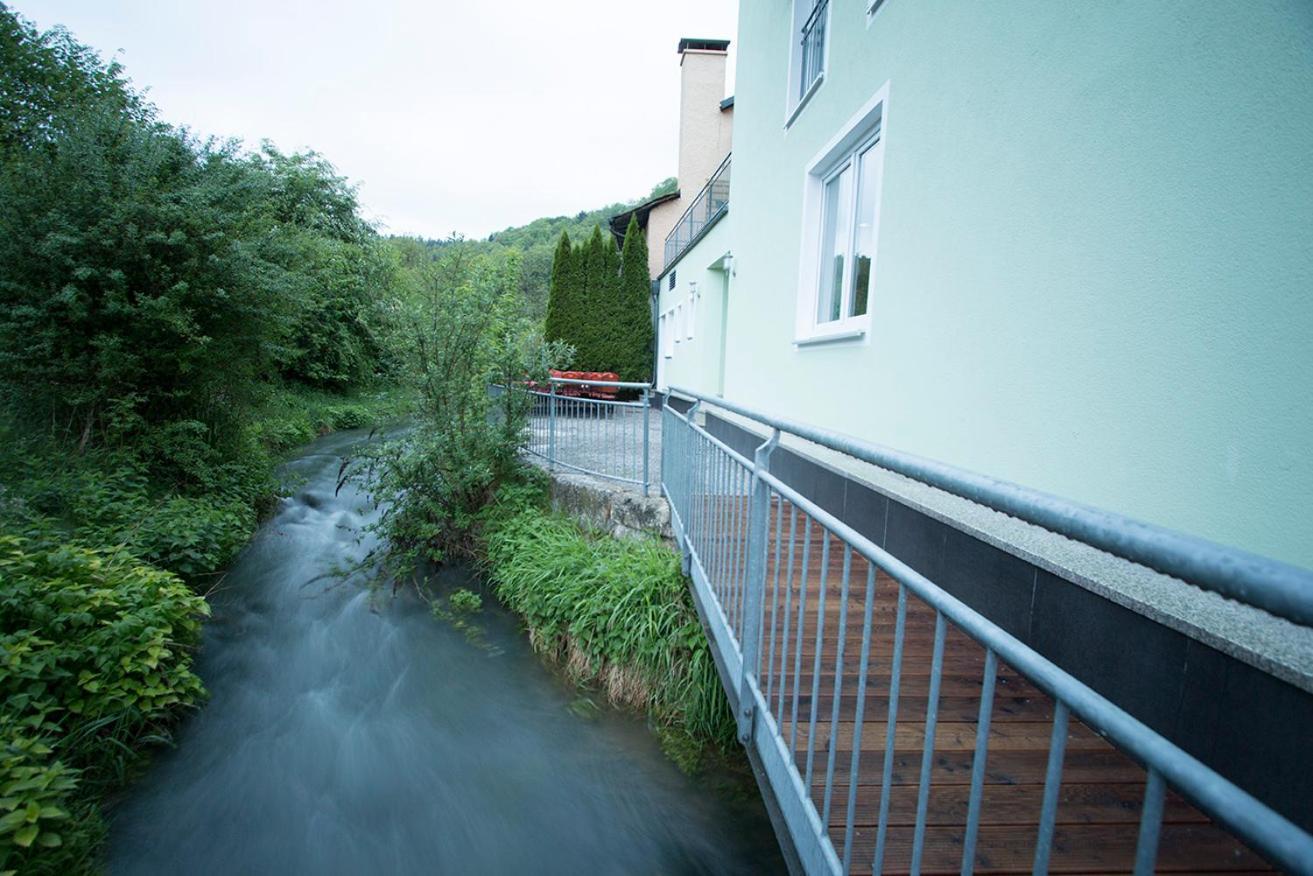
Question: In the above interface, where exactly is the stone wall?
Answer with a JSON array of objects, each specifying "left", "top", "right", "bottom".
[{"left": 546, "top": 470, "right": 672, "bottom": 543}]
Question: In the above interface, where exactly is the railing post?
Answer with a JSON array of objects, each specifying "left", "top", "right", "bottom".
[
  {"left": 676, "top": 397, "right": 702, "bottom": 575},
  {"left": 548, "top": 382, "right": 557, "bottom": 471},
  {"left": 642, "top": 386, "right": 651, "bottom": 495},
  {"left": 738, "top": 427, "right": 781, "bottom": 742}
]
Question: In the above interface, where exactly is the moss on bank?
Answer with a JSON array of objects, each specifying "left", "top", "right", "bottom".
[{"left": 479, "top": 481, "right": 737, "bottom": 765}]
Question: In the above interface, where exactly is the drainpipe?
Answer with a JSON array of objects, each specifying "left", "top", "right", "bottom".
[{"left": 650, "top": 278, "right": 660, "bottom": 404}]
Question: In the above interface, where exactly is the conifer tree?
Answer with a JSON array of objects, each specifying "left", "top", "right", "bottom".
[
  {"left": 571, "top": 225, "right": 608, "bottom": 370},
  {"left": 543, "top": 230, "right": 573, "bottom": 352},
  {"left": 617, "top": 215, "right": 654, "bottom": 381},
  {"left": 597, "top": 232, "right": 624, "bottom": 372}
]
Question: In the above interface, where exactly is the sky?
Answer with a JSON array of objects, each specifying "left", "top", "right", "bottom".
[{"left": 13, "top": 0, "right": 738, "bottom": 240}]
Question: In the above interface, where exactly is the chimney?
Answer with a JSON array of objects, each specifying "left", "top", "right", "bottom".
[{"left": 676, "top": 38, "right": 731, "bottom": 196}]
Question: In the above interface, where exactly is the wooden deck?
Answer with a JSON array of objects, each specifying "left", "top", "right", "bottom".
[{"left": 707, "top": 504, "right": 1274, "bottom": 875}]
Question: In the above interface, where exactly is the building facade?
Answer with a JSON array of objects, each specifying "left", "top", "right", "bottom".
[
  {"left": 611, "top": 38, "right": 733, "bottom": 280},
  {"left": 660, "top": 0, "right": 1313, "bottom": 570}
]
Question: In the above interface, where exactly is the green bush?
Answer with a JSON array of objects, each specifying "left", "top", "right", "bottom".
[
  {"left": 0, "top": 726, "right": 94, "bottom": 876},
  {"left": 482, "top": 501, "right": 733, "bottom": 746},
  {"left": 447, "top": 588, "right": 482, "bottom": 614},
  {"left": 130, "top": 496, "right": 254, "bottom": 581},
  {"left": 361, "top": 245, "right": 567, "bottom": 568},
  {"left": 0, "top": 534, "right": 208, "bottom": 873}
]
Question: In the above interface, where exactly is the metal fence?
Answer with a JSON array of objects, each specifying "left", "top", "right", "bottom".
[
  {"left": 799, "top": 0, "right": 828, "bottom": 100},
  {"left": 524, "top": 377, "right": 653, "bottom": 492},
  {"left": 660, "top": 387, "right": 1313, "bottom": 876},
  {"left": 664, "top": 153, "right": 731, "bottom": 270}
]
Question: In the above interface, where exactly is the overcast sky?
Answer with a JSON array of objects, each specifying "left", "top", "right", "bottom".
[{"left": 14, "top": 0, "right": 738, "bottom": 240}]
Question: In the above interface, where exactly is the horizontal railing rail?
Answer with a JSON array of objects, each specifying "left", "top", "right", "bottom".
[
  {"left": 660, "top": 389, "right": 1313, "bottom": 875},
  {"left": 666, "top": 385, "right": 1313, "bottom": 627},
  {"left": 523, "top": 377, "right": 652, "bottom": 492},
  {"left": 664, "top": 153, "right": 731, "bottom": 271}
]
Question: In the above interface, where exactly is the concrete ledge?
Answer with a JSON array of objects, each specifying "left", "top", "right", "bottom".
[{"left": 544, "top": 468, "right": 672, "bottom": 542}]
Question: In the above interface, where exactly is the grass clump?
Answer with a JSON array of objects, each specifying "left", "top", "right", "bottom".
[{"left": 482, "top": 493, "right": 735, "bottom": 751}]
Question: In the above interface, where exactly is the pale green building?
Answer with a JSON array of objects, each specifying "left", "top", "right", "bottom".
[{"left": 657, "top": 1, "right": 1313, "bottom": 570}]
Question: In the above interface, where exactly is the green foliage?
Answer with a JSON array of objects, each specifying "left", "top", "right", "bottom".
[
  {"left": 0, "top": 534, "right": 208, "bottom": 873},
  {"left": 0, "top": 11, "right": 410, "bottom": 870},
  {"left": 543, "top": 231, "right": 574, "bottom": 349},
  {"left": 0, "top": 7, "right": 400, "bottom": 491},
  {"left": 617, "top": 215, "right": 654, "bottom": 381},
  {"left": 647, "top": 177, "right": 678, "bottom": 200},
  {"left": 245, "top": 384, "right": 407, "bottom": 454},
  {"left": 482, "top": 502, "right": 734, "bottom": 746},
  {"left": 447, "top": 588, "right": 482, "bottom": 614},
  {"left": 0, "top": 730, "right": 86, "bottom": 873},
  {"left": 360, "top": 243, "right": 570, "bottom": 569},
  {"left": 542, "top": 220, "right": 652, "bottom": 380},
  {"left": 0, "top": 8, "right": 145, "bottom": 160},
  {"left": 387, "top": 175, "right": 675, "bottom": 327}
]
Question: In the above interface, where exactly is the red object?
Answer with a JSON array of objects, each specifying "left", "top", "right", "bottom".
[{"left": 549, "top": 369, "right": 620, "bottom": 400}]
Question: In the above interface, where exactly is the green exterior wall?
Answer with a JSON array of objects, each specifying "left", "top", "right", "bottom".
[
  {"left": 656, "top": 214, "right": 733, "bottom": 394},
  {"left": 718, "top": 1, "right": 1313, "bottom": 568}
]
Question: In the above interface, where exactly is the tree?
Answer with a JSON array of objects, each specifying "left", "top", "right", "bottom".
[
  {"left": 544, "top": 230, "right": 573, "bottom": 353},
  {"left": 617, "top": 215, "right": 654, "bottom": 381},
  {"left": 0, "top": 5, "right": 399, "bottom": 486},
  {"left": 362, "top": 243, "right": 568, "bottom": 565},
  {"left": 542, "top": 221, "right": 652, "bottom": 378},
  {"left": 575, "top": 225, "right": 610, "bottom": 371}
]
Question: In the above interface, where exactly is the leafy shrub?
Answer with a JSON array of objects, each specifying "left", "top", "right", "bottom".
[
  {"left": 0, "top": 729, "right": 79, "bottom": 871},
  {"left": 324, "top": 403, "right": 372, "bottom": 431},
  {"left": 361, "top": 245, "right": 568, "bottom": 567},
  {"left": 0, "top": 534, "right": 208, "bottom": 872},
  {"left": 447, "top": 588, "right": 482, "bottom": 614},
  {"left": 130, "top": 496, "right": 254, "bottom": 581}
]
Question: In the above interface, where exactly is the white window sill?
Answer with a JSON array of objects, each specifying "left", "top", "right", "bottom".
[
  {"left": 793, "top": 326, "right": 867, "bottom": 347},
  {"left": 785, "top": 73, "right": 824, "bottom": 130}
]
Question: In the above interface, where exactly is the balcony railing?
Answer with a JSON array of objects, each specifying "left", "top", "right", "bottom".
[
  {"left": 661, "top": 385, "right": 1313, "bottom": 875},
  {"left": 663, "top": 153, "right": 731, "bottom": 271},
  {"left": 799, "top": 0, "right": 827, "bottom": 100},
  {"left": 523, "top": 376, "right": 654, "bottom": 493}
]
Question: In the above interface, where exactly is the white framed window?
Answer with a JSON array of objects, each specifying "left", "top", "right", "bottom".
[
  {"left": 687, "top": 282, "right": 698, "bottom": 340},
  {"left": 675, "top": 302, "right": 684, "bottom": 343},
  {"left": 795, "top": 83, "right": 889, "bottom": 345},
  {"left": 786, "top": 0, "right": 829, "bottom": 126},
  {"left": 661, "top": 311, "right": 674, "bottom": 358}
]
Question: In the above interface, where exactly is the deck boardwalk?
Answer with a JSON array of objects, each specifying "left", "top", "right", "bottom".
[{"left": 700, "top": 495, "right": 1274, "bottom": 875}]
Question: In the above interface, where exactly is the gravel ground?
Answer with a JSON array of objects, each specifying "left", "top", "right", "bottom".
[{"left": 526, "top": 403, "right": 661, "bottom": 496}]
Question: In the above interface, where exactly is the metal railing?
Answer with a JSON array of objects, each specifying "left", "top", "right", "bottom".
[
  {"left": 664, "top": 153, "right": 731, "bottom": 270},
  {"left": 524, "top": 377, "right": 653, "bottom": 492},
  {"left": 799, "top": 0, "right": 828, "bottom": 100},
  {"left": 660, "top": 386, "right": 1313, "bottom": 876}
]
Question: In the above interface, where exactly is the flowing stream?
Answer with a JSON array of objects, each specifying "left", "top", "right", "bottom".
[{"left": 108, "top": 429, "right": 784, "bottom": 874}]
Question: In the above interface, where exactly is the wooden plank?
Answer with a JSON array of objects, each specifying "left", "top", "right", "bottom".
[
  {"left": 780, "top": 720, "right": 1108, "bottom": 754},
  {"left": 840, "top": 822, "right": 1272, "bottom": 874},
  {"left": 804, "top": 748, "right": 1146, "bottom": 787},
  {"left": 783, "top": 694, "right": 1057, "bottom": 724},
  {"left": 816, "top": 782, "right": 1207, "bottom": 828}
]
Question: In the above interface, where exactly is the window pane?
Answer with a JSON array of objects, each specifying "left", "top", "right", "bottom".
[
  {"left": 816, "top": 164, "right": 852, "bottom": 324},
  {"left": 849, "top": 140, "right": 881, "bottom": 318}
]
